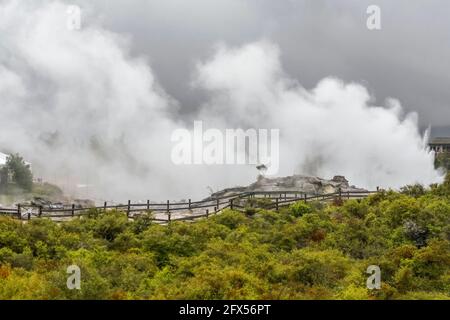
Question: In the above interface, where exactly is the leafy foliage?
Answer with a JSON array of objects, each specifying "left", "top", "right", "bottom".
[
  {"left": 0, "top": 154, "right": 33, "bottom": 192},
  {"left": 435, "top": 152, "right": 450, "bottom": 171},
  {"left": 0, "top": 175, "right": 449, "bottom": 299}
]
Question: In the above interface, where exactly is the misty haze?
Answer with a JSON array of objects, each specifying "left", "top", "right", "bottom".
[
  {"left": 0, "top": 0, "right": 449, "bottom": 305},
  {"left": 0, "top": 0, "right": 446, "bottom": 203}
]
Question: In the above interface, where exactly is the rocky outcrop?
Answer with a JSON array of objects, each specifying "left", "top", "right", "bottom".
[
  {"left": 29, "top": 197, "right": 94, "bottom": 209},
  {"left": 208, "top": 175, "right": 366, "bottom": 199}
]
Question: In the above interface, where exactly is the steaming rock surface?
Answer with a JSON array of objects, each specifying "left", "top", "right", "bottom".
[{"left": 207, "top": 175, "right": 366, "bottom": 199}]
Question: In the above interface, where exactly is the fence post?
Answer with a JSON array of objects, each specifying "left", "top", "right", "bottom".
[
  {"left": 147, "top": 200, "right": 150, "bottom": 210},
  {"left": 230, "top": 199, "right": 234, "bottom": 210},
  {"left": 347, "top": 192, "right": 350, "bottom": 200},
  {"left": 39, "top": 205, "right": 43, "bottom": 217},
  {"left": 339, "top": 188, "right": 342, "bottom": 201},
  {"left": 276, "top": 198, "right": 279, "bottom": 211},
  {"left": 216, "top": 198, "right": 219, "bottom": 210},
  {"left": 71, "top": 204, "right": 75, "bottom": 217},
  {"left": 104, "top": 201, "right": 107, "bottom": 211},
  {"left": 188, "top": 199, "right": 191, "bottom": 210},
  {"left": 167, "top": 200, "right": 171, "bottom": 223},
  {"left": 27, "top": 210, "right": 31, "bottom": 221},
  {"left": 206, "top": 209, "right": 209, "bottom": 219},
  {"left": 166, "top": 200, "right": 170, "bottom": 221},
  {"left": 17, "top": 204, "right": 21, "bottom": 220},
  {"left": 304, "top": 193, "right": 307, "bottom": 203},
  {"left": 127, "top": 200, "right": 131, "bottom": 217},
  {"left": 376, "top": 186, "right": 380, "bottom": 192}
]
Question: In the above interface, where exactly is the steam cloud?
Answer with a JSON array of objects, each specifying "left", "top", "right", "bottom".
[{"left": 0, "top": 0, "right": 442, "bottom": 202}]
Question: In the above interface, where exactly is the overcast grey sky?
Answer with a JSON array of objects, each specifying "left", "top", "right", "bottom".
[
  {"left": 71, "top": 0, "right": 450, "bottom": 135},
  {"left": 0, "top": 0, "right": 445, "bottom": 198}
]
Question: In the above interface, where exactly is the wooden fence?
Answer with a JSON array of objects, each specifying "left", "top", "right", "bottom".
[{"left": 0, "top": 189, "right": 378, "bottom": 223}]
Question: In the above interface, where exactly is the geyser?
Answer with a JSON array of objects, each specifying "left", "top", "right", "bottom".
[{"left": 0, "top": 0, "right": 442, "bottom": 202}]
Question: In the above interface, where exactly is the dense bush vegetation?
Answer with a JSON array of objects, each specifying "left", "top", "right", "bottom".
[{"left": 0, "top": 176, "right": 449, "bottom": 300}]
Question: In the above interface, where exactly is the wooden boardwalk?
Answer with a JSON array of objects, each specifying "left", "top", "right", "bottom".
[{"left": 0, "top": 190, "right": 378, "bottom": 223}]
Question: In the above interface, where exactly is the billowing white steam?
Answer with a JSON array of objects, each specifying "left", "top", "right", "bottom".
[
  {"left": 194, "top": 41, "right": 442, "bottom": 189},
  {"left": 0, "top": 0, "right": 442, "bottom": 202}
]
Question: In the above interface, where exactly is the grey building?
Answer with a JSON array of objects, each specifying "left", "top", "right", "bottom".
[{"left": 429, "top": 137, "right": 450, "bottom": 153}]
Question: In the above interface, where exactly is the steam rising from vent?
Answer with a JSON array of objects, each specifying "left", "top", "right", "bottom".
[
  {"left": 0, "top": 1, "right": 442, "bottom": 202},
  {"left": 193, "top": 41, "right": 442, "bottom": 189}
]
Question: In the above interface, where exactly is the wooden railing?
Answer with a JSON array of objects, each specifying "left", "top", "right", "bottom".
[{"left": 0, "top": 189, "right": 379, "bottom": 223}]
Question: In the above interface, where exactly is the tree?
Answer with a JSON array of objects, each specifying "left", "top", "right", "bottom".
[
  {"left": 435, "top": 152, "right": 450, "bottom": 171},
  {"left": 444, "top": 172, "right": 450, "bottom": 192},
  {"left": 3, "top": 154, "right": 33, "bottom": 192}
]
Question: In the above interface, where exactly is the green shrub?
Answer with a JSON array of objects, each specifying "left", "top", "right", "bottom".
[
  {"left": 0, "top": 176, "right": 448, "bottom": 300},
  {"left": 289, "top": 202, "right": 313, "bottom": 217}
]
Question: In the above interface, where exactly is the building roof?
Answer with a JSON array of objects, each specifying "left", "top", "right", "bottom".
[
  {"left": 0, "top": 152, "right": 8, "bottom": 166},
  {"left": 429, "top": 137, "right": 450, "bottom": 145}
]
